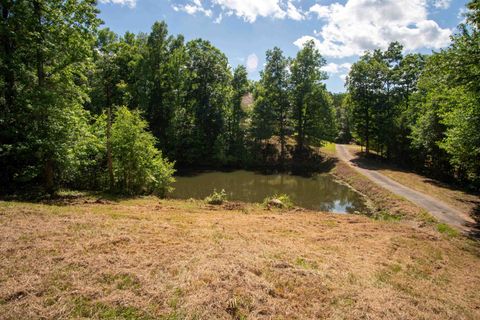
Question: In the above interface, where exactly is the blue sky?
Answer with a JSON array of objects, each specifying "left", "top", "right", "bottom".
[{"left": 97, "top": 0, "right": 469, "bottom": 92}]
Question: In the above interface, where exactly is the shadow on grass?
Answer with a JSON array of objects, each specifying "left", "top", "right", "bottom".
[
  {"left": 0, "top": 189, "right": 146, "bottom": 206},
  {"left": 348, "top": 151, "right": 480, "bottom": 239},
  {"left": 467, "top": 203, "right": 480, "bottom": 240},
  {"left": 350, "top": 151, "right": 479, "bottom": 201}
]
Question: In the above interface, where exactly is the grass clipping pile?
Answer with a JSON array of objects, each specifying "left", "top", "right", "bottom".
[{"left": 1, "top": 198, "right": 479, "bottom": 319}]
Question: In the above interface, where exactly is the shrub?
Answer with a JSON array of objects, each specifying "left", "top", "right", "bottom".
[
  {"left": 110, "top": 106, "right": 175, "bottom": 196},
  {"left": 205, "top": 189, "right": 227, "bottom": 205},
  {"left": 263, "top": 194, "right": 294, "bottom": 209}
]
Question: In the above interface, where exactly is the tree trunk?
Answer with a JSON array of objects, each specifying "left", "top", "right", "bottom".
[
  {"left": 1, "top": 2, "right": 15, "bottom": 112},
  {"left": 34, "top": 0, "right": 54, "bottom": 192},
  {"left": 297, "top": 114, "right": 304, "bottom": 153},
  {"left": 107, "top": 99, "right": 114, "bottom": 191},
  {"left": 44, "top": 159, "right": 54, "bottom": 194},
  {"left": 365, "top": 135, "right": 370, "bottom": 155},
  {"left": 279, "top": 111, "right": 286, "bottom": 168}
]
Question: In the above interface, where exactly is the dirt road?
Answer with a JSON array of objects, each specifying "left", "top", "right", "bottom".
[{"left": 336, "top": 144, "right": 475, "bottom": 231}]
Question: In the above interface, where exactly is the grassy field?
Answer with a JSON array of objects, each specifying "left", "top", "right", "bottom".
[{"left": 1, "top": 196, "right": 479, "bottom": 319}]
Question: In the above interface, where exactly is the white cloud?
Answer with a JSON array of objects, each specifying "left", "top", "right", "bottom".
[
  {"left": 174, "top": 0, "right": 305, "bottom": 23},
  {"left": 286, "top": 1, "right": 304, "bottom": 21},
  {"left": 99, "top": 0, "right": 136, "bottom": 8},
  {"left": 457, "top": 7, "right": 468, "bottom": 23},
  {"left": 432, "top": 0, "right": 452, "bottom": 9},
  {"left": 321, "top": 62, "right": 352, "bottom": 74},
  {"left": 295, "top": 0, "right": 452, "bottom": 58},
  {"left": 308, "top": 3, "right": 330, "bottom": 19},
  {"left": 214, "top": 13, "right": 223, "bottom": 24},
  {"left": 173, "top": 0, "right": 213, "bottom": 17},
  {"left": 246, "top": 53, "right": 259, "bottom": 73},
  {"left": 212, "top": 0, "right": 285, "bottom": 22}
]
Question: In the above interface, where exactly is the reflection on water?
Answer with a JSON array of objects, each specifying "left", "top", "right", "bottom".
[{"left": 171, "top": 170, "right": 367, "bottom": 213}]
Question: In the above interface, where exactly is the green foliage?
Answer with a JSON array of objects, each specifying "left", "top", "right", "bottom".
[
  {"left": 110, "top": 107, "right": 175, "bottom": 196},
  {"left": 226, "top": 65, "right": 250, "bottom": 164},
  {"left": 290, "top": 40, "right": 333, "bottom": 151},
  {"left": 204, "top": 189, "right": 228, "bottom": 205},
  {"left": 0, "top": 0, "right": 101, "bottom": 193},
  {"left": 263, "top": 194, "right": 294, "bottom": 209},
  {"left": 184, "top": 39, "right": 233, "bottom": 165},
  {"left": 251, "top": 43, "right": 333, "bottom": 166},
  {"left": 1, "top": 0, "right": 479, "bottom": 195},
  {"left": 346, "top": 16, "right": 480, "bottom": 188},
  {"left": 252, "top": 47, "right": 290, "bottom": 162}
]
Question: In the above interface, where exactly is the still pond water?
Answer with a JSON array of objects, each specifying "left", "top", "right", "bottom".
[{"left": 171, "top": 170, "right": 367, "bottom": 213}]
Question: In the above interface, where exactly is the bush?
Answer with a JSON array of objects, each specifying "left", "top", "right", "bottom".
[
  {"left": 263, "top": 194, "right": 294, "bottom": 209},
  {"left": 205, "top": 189, "right": 227, "bottom": 205},
  {"left": 110, "top": 106, "right": 175, "bottom": 196}
]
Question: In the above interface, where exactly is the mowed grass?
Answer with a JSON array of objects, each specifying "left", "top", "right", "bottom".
[{"left": 1, "top": 198, "right": 479, "bottom": 319}]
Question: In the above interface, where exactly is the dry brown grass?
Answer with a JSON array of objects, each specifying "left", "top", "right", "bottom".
[{"left": 1, "top": 197, "right": 479, "bottom": 319}]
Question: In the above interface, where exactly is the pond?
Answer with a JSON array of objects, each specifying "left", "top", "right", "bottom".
[{"left": 171, "top": 170, "right": 367, "bottom": 213}]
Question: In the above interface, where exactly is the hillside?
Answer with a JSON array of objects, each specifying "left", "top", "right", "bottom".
[{"left": 1, "top": 197, "right": 479, "bottom": 319}]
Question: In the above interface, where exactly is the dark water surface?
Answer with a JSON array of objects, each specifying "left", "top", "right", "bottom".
[{"left": 171, "top": 170, "right": 367, "bottom": 213}]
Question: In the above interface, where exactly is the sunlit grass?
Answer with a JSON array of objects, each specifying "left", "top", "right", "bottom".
[{"left": 320, "top": 141, "right": 336, "bottom": 155}]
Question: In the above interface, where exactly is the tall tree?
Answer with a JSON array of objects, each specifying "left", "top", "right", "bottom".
[
  {"left": 347, "top": 56, "right": 381, "bottom": 154},
  {"left": 0, "top": 0, "right": 100, "bottom": 192},
  {"left": 184, "top": 39, "right": 232, "bottom": 165},
  {"left": 252, "top": 47, "right": 290, "bottom": 164},
  {"left": 227, "top": 65, "right": 249, "bottom": 163},
  {"left": 290, "top": 40, "right": 330, "bottom": 152},
  {"left": 138, "top": 21, "right": 172, "bottom": 149}
]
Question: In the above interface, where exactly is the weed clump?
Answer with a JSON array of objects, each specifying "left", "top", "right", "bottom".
[
  {"left": 205, "top": 189, "right": 228, "bottom": 205},
  {"left": 373, "top": 210, "right": 403, "bottom": 221},
  {"left": 263, "top": 194, "right": 294, "bottom": 209},
  {"left": 437, "top": 223, "right": 459, "bottom": 238}
]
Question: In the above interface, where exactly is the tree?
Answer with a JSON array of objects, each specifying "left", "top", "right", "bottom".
[
  {"left": 90, "top": 28, "right": 121, "bottom": 190},
  {"left": 333, "top": 93, "right": 353, "bottom": 143},
  {"left": 227, "top": 65, "right": 249, "bottom": 163},
  {"left": 251, "top": 47, "right": 290, "bottom": 164},
  {"left": 290, "top": 40, "right": 331, "bottom": 152},
  {"left": 184, "top": 39, "right": 233, "bottom": 165},
  {"left": 411, "top": 2, "right": 480, "bottom": 184},
  {"left": 347, "top": 58, "right": 378, "bottom": 154},
  {"left": 110, "top": 106, "right": 175, "bottom": 196},
  {"left": 410, "top": 55, "right": 452, "bottom": 179},
  {"left": 138, "top": 21, "right": 174, "bottom": 150},
  {"left": 347, "top": 43, "right": 411, "bottom": 158},
  {"left": 0, "top": 0, "right": 100, "bottom": 193},
  {"left": 250, "top": 82, "right": 276, "bottom": 141}
]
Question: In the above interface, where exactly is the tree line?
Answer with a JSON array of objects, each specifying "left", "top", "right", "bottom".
[
  {"left": 1, "top": 0, "right": 478, "bottom": 195},
  {"left": 341, "top": 0, "right": 479, "bottom": 189},
  {"left": 0, "top": 0, "right": 334, "bottom": 195}
]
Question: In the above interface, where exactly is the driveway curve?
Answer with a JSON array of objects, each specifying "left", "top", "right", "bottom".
[{"left": 336, "top": 144, "right": 475, "bottom": 231}]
